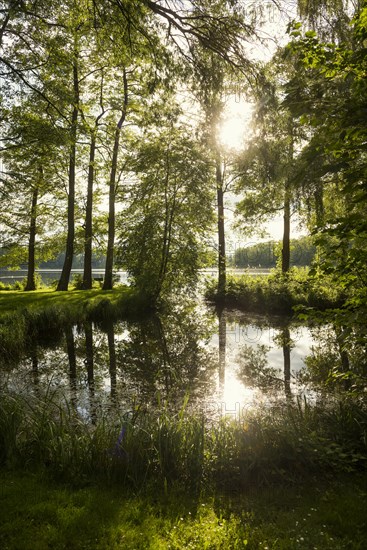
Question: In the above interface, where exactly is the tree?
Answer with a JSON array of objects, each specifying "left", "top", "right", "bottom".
[
  {"left": 56, "top": 35, "right": 80, "bottom": 291},
  {"left": 234, "top": 68, "right": 303, "bottom": 273},
  {"left": 0, "top": 0, "right": 96, "bottom": 291},
  {"left": 296, "top": 0, "right": 355, "bottom": 41},
  {"left": 102, "top": 68, "right": 128, "bottom": 290},
  {"left": 116, "top": 111, "right": 214, "bottom": 302},
  {"left": 283, "top": 4, "right": 367, "bottom": 345},
  {"left": 189, "top": 46, "right": 251, "bottom": 296},
  {"left": 0, "top": 98, "right": 65, "bottom": 288},
  {"left": 0, "top": 0, "right": 268, "bottom": 295}
]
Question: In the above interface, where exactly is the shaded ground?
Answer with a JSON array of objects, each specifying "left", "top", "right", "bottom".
[{"left": 1, "top": 470, "right": 366, "bottom": 549}]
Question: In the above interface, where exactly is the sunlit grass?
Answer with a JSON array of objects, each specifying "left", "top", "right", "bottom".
[
  {"left": 0, "top": 287, "right": 131, "bottom": 315},
  {"left": 0, "top": 470, "right": 366, "bottom": 549},
  {"left": 0, "top": 286, "right": 153, "bottom": 362}
]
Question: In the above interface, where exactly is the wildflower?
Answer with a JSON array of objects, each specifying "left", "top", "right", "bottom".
[{"left": 109, "top": 425, "right": 127, "bottom": 458}]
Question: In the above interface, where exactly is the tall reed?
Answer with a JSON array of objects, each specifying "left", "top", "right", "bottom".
[{"left": 0, "top": 389, "right": 366, "bottom": 490}]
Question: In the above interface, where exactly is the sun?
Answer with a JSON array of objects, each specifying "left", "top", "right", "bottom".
[{"left": 218, "top": 97, "right": 254, "bottom": 151}]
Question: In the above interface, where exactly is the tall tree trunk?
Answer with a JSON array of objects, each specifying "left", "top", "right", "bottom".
[
  {"left": 57, "top": 59, "right": 79, "bottom": 291},
  {"left": 103, "top": 68, "right": 128, "bottom": 290},
  {"left": 82, "top": 132, "right": 96, "bottom": 289},
  {"left": 282, "top": 326, "right": 291, "bottom": 396},
  {"left": 25, "top": 183, "right": 39, "bottom": 291},
  {"left": 282, "top": 118, "right": 294, "bottom": 275},
  {"left": 156, "top": 170, "right": 176, "bottom": 300},
  {"left": 107, "top": 323, "right": 117, "bottom": 400},
  {"left": 281, "top": 186, "right": 291, "bottom": 274},
  {"left": 216, "top": 155, "right": 226, "bottom": 296}
]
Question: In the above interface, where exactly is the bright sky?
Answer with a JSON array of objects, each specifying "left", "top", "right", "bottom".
[
  {"left": 219, "top": 98, "right": 254, "bottom": 150},
  {"left": 217, "top": 0, "right": 306, "bottom": 243}
]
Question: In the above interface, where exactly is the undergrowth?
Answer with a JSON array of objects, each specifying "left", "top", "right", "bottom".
[
  {"left": 206, "top": 268, "right": 345, "bottom": 314},
  {"left": 0, "top": 389, "right": 366, "bottom": 490}
]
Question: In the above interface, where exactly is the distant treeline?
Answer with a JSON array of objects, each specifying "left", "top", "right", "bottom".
[
  {"left": 39, "top": 253, "right": 105, "bottom": 270},
  {"left": 1, "top": 238, "right": 316, "bottom": 272},
  {"left": 228, "top": 237, "right": 316, "bottom": 268},
  {"left": 0, "top": 251, "right": 105, "bottom": 271}
]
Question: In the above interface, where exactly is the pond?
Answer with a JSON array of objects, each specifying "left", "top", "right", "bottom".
[{"left": 0, "top": 302, "right": 329, "bottom": 423}]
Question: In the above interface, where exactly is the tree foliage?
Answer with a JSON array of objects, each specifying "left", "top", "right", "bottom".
[{"left": 116, "top": 115, "right": 214, "bottom": 300}]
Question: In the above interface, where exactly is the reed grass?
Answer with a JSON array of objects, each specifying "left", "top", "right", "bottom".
[{"left": 1, "top": 389, "right": 366, "bottom": 490}]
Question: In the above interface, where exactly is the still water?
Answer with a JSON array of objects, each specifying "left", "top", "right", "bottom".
[
  {"left": 0, "top": 268, "right": 268, "bottom": 286},
  {"left": 1, "top": 303, "right": 321, "bottom": 421}
]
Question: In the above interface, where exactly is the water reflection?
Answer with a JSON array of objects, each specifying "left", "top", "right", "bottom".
[
  {"left": 65, "top": 325, "right": 77, "bottom": 411},
  {"left": 217, "top": 305, "right": 226, "bottom": 391},
  {"left": 283, "top": 326, "right": 291, "bottom": 396},
  {"left": 1, "top": 304, "right": 320, "bottom": 419},
  {"left": 209, "top": 311, "right": 315, "bottom": 413}
]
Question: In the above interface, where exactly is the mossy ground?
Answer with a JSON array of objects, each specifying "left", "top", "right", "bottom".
[{"left": 0, "top": 470, "right": 366, "bottom": 549}]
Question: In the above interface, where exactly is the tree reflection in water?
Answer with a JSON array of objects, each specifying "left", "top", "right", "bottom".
[
  {"left": 1, "top": 302, "right": 325, "bottom": 419},
  {"left": 217, "top": 305, "right": 226, "bottom": 392},
  {"left": 65, "top": 325, "right": 77, "bottom": 411},
  {"left": 1, "top": 303, "right": 217, "bottom": 417},
  {"left": 233, "top": 316, "right": 300, "bottom": 399}
]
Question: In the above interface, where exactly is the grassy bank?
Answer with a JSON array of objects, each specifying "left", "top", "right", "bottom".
[
  {"left": 0, "top": 287, "right": 153, "bottom": 361},
  {"left": 1, "top": 469, "right": 366, "bottom": 549},
  {"left": 1, "top": 388, "right": 367, "bottom": 548},
  {"left": 0, "top": 286, "right": 147, "bottom": 317},
  {"left": 206, "top": 269, "right": 344, "bottom": 314}
]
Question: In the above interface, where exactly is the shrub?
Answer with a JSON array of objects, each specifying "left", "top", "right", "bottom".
[{"left": 206, "top": 268, "right": 344, "bottom": 314}]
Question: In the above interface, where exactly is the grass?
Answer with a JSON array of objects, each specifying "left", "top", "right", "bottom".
[
  {"left": 205, "top": 269, "right": 344, "bottom": 314},
  {"left": 1, "top": 389, "right": 366, "bottom": 490},
  {"left": 0, "top": 286, "right": 154, "bottom": 362},
  {"left": 0, "top": 287, "right": 134, "bottom": 316},
  {"left": 0, "top": 469, "right": 366, "bottom": 549}
]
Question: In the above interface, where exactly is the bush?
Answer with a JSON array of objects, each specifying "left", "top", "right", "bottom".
[{"left": 206, "top": 268, "right": 344, "bottom": 314}]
